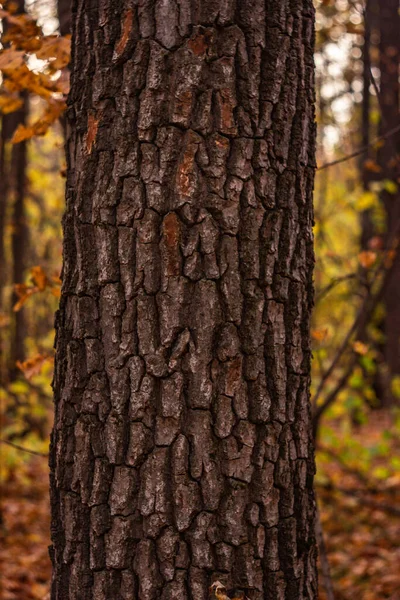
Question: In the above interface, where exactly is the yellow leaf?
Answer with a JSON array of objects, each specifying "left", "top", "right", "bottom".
[
  {"left": 356, "top": 191, "right": 377, "bottom": 211},
  {"left": 353, "top": 341, "right": 369, "bottom": 356}
]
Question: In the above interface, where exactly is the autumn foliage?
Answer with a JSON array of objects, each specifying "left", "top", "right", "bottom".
[{"left": 1, "top": 0, "right": 400, "bottom": 599}]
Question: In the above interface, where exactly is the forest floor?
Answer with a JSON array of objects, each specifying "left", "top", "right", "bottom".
[{"left": 1, "top": 415, "right": 399, "bottom": 600}]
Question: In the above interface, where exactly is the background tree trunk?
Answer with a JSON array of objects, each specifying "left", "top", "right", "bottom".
[
  {"left": 9, "top": 95, "right": 28, "bottom": 377},
  {"left": 50, "top": 2, "right": 317, "bottom": 599},
  {"left": 57, "top": 0, "right": 71, "bottom": 37},
  {"left": 0, "top": 0, "right": 28, "bottom": 380},
  {"left": 378, "top": 0, "right": 400, "bottom": 405}
]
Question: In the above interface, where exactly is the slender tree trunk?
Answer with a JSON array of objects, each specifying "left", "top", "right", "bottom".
[
  {"left": 57, "top": 0, "right": 71, "bottom": 37},
  {"left": 50, "top": 2, "right": 318, "bottom": 599},
  {"left": 360, "top": 0, "right": 373, "bottom": 249},
  {"left": 0, "top": 0, "right": 28, "bottom": 379},
  {"left": 0, "top": 117, "right": 11, "bottom": 379},
  {"left": 378, "top": 0, "right": 400, "bottom": 405},
  {"left": 57, "top": 0, "right": 71, "bottom": 149},
  {"left": 0, "top": 119, "right": 9, "bottom": 310},
  {"left": 9, "top": 96, "right": 28, "bottom": 376}
]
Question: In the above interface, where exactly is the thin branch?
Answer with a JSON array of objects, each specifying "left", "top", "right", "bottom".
[
  {"left": 316, "top": 273, "right": 357, "bottom": 303},
  {"left": 313, "top": 355, "right": 358, "bottom": 436},
  {"left": 0, "top": 438, "right": 48, "bottom": 457},
  {"left": 312, "top": 232, "right": 400, "bottom": 428},
  {"left": 317, "top": 123, "right": 400, "bottom": 171}
]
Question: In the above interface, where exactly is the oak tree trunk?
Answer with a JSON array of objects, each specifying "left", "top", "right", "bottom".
[{"left": 50, "top": 2, "right": 318, "bottom": 599}]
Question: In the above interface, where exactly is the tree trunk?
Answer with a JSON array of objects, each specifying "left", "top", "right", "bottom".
[
  {"left": 50, "top": 2, "right": 318, "bottom": 599},
  {"left": 378, "top": 0, "right": 400, "bottom": 405},
  {"left": 0, "top": 0, "right": 28, "bottom": 380},
  {"left": 360, "top": 0, "right": 373, "bottom": 248},
  {"left": 9, "top": 96, "right": 28, "bottom": 377},
  {"left": 57, "top": 0, "right": 71, "bottom": 37}
]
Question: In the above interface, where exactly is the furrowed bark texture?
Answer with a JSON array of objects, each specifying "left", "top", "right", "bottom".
[{"left": 50, "top": 2, "right": 317, "bottom": 599}]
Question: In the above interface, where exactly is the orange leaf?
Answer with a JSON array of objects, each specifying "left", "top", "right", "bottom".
[
  {"left": 364, "top": 159, "right": 382, "bottom": 173},
  {"left": 16, "top": 354, "right": 51, "bottom": 380},
  {"left": 358, "top": 251, "right": 377, "bottom": 269},
  {"left": 0, "top": 93, "right": 23, "bottom": 114},
  {"left": 353, "top": 341, "right": 369, "bottom": 356},
  {"left": 30, "top": 266, "right": 49, "bottom": 291},
  {"left": 0, "top": 313, "right": 10, "bottom": 328},
  {"left": 312, "top": 328, "right": 329, "bottom": 342},
  {"left": 0, "top": 48, "right": 25, "bottom": 70},
  {"left": 35, "top": 35, "right": 71, "bottom": 70}
]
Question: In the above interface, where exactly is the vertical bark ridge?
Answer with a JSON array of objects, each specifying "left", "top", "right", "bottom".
[{"left": 51, "top": 1, "right": 317, "bottom": 599}]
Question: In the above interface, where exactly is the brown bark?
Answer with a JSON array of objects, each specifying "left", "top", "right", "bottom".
[
  {"left": 360, "top": 0, "right": 373, "bottom": 250},
  {"left": 57, "top": 0, "right": 71, "bottom": 37},
  {"left": 0, "top": 0, "right": 28, "bottom": 379},
  {"left": 9, "top": 96, "right": 28, "bottom": 376},
  {"left": 378, "top": 0, "right": 400, "bottom": 404},
  {"left": 50, "top": 2, "right": 318, "bottom": 599}
]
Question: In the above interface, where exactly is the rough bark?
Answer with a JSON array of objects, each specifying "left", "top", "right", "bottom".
[
  {"left": 50, "top": 2, "right": 317, "bottom": 599},
  {"left": 378, "top": 0, "right": 400, "bottom": 404}
]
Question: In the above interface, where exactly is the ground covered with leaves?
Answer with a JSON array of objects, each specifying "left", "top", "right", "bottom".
[{"left": 1, "top": 413, "right": 399, "bottom": 600}]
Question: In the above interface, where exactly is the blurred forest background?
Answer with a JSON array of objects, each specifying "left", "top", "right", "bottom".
[{"left": 0, "top": 0, "right": 399, "bottom": 598}]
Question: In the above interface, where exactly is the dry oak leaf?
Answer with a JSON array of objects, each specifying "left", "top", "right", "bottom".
[
  {"left": 13, "top": 283, "right": 37, "bottom": 311},
  {"left": 35, "top": 35, "right": 71, "bottom": 70},
  {"left": 311, "top": 328, "right": 329, "bottom": 342},
  {"left": 0, "top": 93, "right": 23, "bottom": 114},
  {"left": 0, "top": 48, "right": 25, "bottom": 70},
  {"left": 209, "top": 582, "right": 249, "bottom": 600},
  {"left": 358, "top": 251, "right": 377, "bottom": 269},
  {"left": 16, "top": 353, "right": 52, "bottom": 380},
  {"left": 364, "top": 159, "right": 382, "bottom": 173}
]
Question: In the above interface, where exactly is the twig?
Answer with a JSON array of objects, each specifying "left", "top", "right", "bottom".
[
  {"left": 0, "top": 438, "right": 48, "bottom": 457},
  {"left": 317, "top": 123, "right": 400, "bottom": 171},
  {"left": 312, "top": 230, "right": 400, "bottom": 421},
  {"left": 313, "top": 355, "right": 358, "bottom": 437},
  {"left": 315, "top": 502, "right": 336, "bottom": 600},
  {"left": 316, "top": 273, "right": 357, "bottom": 303}
]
